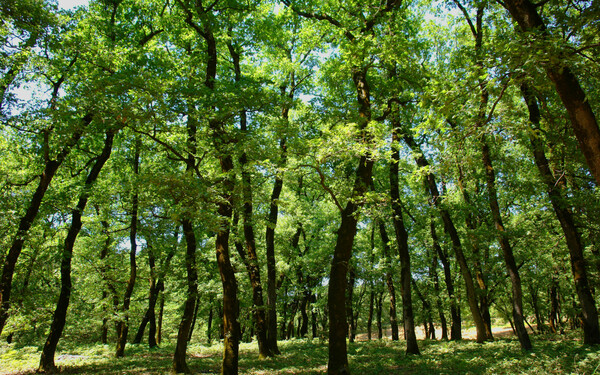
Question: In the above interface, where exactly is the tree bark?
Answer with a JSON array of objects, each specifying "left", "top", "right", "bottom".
[
  {"left": 38, "top": 129, "right": 115, "bottom": 372},
  {"left": 345, "top": 266, "right": 357, "bottom": 343},
  {"left": 172, "top": 219, "right": 199, "bottom": 374},
  {"left": 521, "top": 82, "right": 600, "bottom": 344}
]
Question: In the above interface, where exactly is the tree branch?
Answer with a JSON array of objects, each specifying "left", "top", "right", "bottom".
[{"left": 297, "top": 163, "right": 343, "bottom": 212}]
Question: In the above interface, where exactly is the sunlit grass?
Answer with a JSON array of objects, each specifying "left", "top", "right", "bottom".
[{"left": 2, "top": 332, "right": 600, "bottom": 374}]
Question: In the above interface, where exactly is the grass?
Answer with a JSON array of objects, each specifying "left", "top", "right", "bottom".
[{"left": 2, "top": 333, "right": 600, "bottom": 374}]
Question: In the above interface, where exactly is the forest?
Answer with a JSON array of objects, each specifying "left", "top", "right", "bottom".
[{"left": 1, "top": 0, "right": 600, "bottom": 373}]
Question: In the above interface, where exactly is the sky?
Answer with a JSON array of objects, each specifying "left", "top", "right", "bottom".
[{"left": 57, "top": 0, "right": 89, "bottom": 10}]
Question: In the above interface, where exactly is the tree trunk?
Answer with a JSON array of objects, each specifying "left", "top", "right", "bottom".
[
  {"left": 187, "top": 296, "right": 200, "bottom": 342},
  {"left": 430, "top": 218, "right": 461, "bottom": 340},
  {"left": 389, "top": 121, "right": 419, "bottom": 354},
  {"left": 266, "top": 136, "right": 285, "bottom": 354},
  {"left": 116, "top": 138, "right": 140, "bottom": 357},
  {"left": 412, "top": 279, "right": 435, "bottom": 340},
  {"left": 346, "top": 266, "right": 356, "bottom": 343},
  {"left": 0, "top": 115, "right": 90, "bottom": 336},
  {"left": 376, "top": 291, "right": 383, "bottom": 339},
  {"left": 157, "top": 291, "right": 165, "bottom": 345},
  {"left": 172, "top": 219, "right": 199, "bottom": 374},
  {"left": 377, "top": 222, "right": 399, "bottom": 341},
  {"left": 430, "top": 247, "right": 448, "bottom": 340},
  {"left": 521, "top": 82, "right": 600, "bottom": 344},
  {"left": 95, "top": 208, "right": 113, "bottom": 345},
  {"left": 328, "top": 65, "right": 374, "bottom": 374},
  {"left": 38, "top": 130, "right": 115, "bottom": 372},
  {"left": 228, "top": 42, "right": 272, "bottom": 359},
  {"left": 404, "top": 133, "right": 485, "bottom": 342},
  {"left": 133, "top": 244, "right": 160, "bottom": 346},
  {"left": 456, "top": 167, "right": 494, "bottom": 341},
  {"left": 480, "top": 137, "right": 532, "bottom": 350},
  {"left": 502, "top": 0, "right": 600, "bottom": 186}
]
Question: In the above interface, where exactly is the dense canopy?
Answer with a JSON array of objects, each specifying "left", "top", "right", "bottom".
[{"left": 1, "top": 0, "right": 600, "bottom": 373}]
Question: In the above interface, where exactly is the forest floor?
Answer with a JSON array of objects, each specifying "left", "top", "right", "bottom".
[{"left": 2, "top": 329, "right": 599, "bottom": 374}]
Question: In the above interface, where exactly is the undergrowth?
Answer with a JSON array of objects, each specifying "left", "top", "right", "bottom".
[{"left": 2, "top": 333, "right": 599, "bottom": 374}]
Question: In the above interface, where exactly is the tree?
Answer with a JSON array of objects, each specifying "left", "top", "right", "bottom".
[
  {"left": 39, "top": 128, "right": 117, "bottom": 372},
  {"left": 500, "top": 0, "right": 600, "bottom": 185}
]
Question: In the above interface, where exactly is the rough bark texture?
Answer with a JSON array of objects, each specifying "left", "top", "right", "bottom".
[
  {"left": 38, "top": 130, "right": 115, "bottom": 373},
  {"left": 521, "top": 83, "right": 600, "bottom": 345},
  {"left": 501, "top": 0, "right": 600, "bottom": 185}
]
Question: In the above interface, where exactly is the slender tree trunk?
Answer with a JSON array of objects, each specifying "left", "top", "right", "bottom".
[
  {"left": 521, "top": 83, "right": 600, "bottom": 344},
  {"left": 157, "top": 291, "right": 165, "bottom": 345},
  {"left": 328, "top": 65, "right": 374, "bottom": 374},
  {"left": 95, "top": 207, "right": 113, "bottom": 345},
  {"left": 172, "top": 219, "right": 199, "bottom": 374},
  {"left": 389, "top": 121, "right": 419, "bottom": 354},
  {"left": 376, "top": 291, "right": 383, "bottom": 339},
  {"left": 0, "top": 115, "right": 90, "bottom": 336},
  {"left": 207, "top": 303, "right": 214, "bottom": 344},
  {"left": 502, "top": 0, "right": 600, "bottom": 185},
  {"left": 346, "top": 266, "right": 357, "bottom": 343},
  {"left": 430, "top": 248, "right": 448, "bottom": 340},
  {"left": 378, "top": 222, "right": 399, "bottom": 341},
  {"left": 38, "top": 130, "right": 115, "bottom": 372},
  {"left": 133, "top": 245, "right": 159, "bottom": 346},
  {"left": 265, "top": 140, "right": 284, "bottom": 353},
  {"left": 529, "top": 285, "right": 545, "bottom": 333},
  {"left": 456, "top": 167, "right": 494, "bottom": 341},
  {"left": 412, "top": 279, "right": 435, "bottom": 340},
  {"left": 116, "top": 138, "right": 140, "bottom": 357},
  {"left": 404, "top": 134, "right": 485, "bottom": 342},
  {"left": 187, "top": 295, "right": 200, "bottom": 342},
  {"left": 430, "top": 218, "right": 461, "bottom": 340},
  {"left": 264, "top": 79, "right": 291, "bottom": 355},
  {"left": 480, "top": 138, "right": 532, "bottom": 350},
  {"left": 228, "top": 42, "right": 272, "bottom": 359},
  {"left": 549, "top": 273, "right": 560, "bottom": 334}
]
